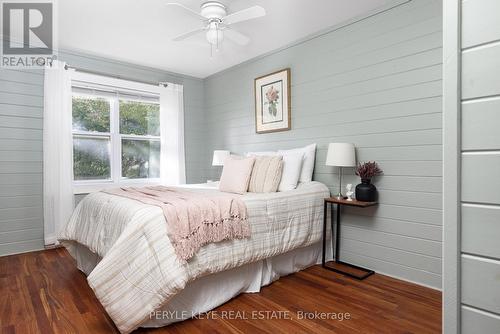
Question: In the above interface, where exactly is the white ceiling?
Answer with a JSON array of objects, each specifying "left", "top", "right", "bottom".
[{"left": 59, "top": 0, "right": 389, "bottom": 78}]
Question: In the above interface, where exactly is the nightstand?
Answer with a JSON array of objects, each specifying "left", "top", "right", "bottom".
[{"left": 322, "top": 197, "right": 377, "bottom": 280}]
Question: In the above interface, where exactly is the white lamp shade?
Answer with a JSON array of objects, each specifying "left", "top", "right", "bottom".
[
  {"left": 325, "top": 143, "right": 356, "bottom": 167},
  {"left": 212, "top": 150, "right": 230, "bottom": 166}
]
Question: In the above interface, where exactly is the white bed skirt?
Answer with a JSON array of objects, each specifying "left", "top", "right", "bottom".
[{"left": 68, "top": 240, "right": 332, "bottom": 328}]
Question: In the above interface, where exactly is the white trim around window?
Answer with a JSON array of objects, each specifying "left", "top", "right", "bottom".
[
  {"left": 70, "top": 71, "right": 180, "bottom": 194},
  {"left": 71, "top": 71, "right": 163, "bottom": 96}
]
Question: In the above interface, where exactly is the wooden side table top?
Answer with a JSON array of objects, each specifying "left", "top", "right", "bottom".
[{"left": 324, "top": 197, "right": 377, "bottom": 207}]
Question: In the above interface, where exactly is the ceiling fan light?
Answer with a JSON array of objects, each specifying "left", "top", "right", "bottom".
[{"left": 206, "top": 28, "right": 223, "bottom": 45}]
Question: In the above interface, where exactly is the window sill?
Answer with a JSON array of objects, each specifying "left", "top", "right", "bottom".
[{"left": 73, "top": 179, "right": 161, "bottom": 195}]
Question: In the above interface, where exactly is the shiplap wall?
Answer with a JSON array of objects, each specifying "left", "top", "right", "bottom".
[
  {"left": 458, "top": 0, "right": 500, "bottom": 331},
  {"left": 0, "top": 50, "right": 205, "bottom": 256},
  {"left": 203, "top": 0, "right": 443, "bottom": 288},
  {"left": 0, "top": 0, "right": 446, "bottom": 291},
  {"left": 0, "top": 67, "right": 44, "bottom": 255}
]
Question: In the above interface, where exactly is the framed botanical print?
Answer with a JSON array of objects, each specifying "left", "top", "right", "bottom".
[{"left": 254, "top": 68, "right": 291, "bottom": 134}]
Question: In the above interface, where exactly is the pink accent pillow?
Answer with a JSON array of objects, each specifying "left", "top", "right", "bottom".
[{"left": 219, "top": 156, "right": 256, "bottom": 194}]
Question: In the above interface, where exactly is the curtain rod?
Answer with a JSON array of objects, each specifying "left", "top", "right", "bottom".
[{"left": 52, "top": 61, "right": 169, "bottom": 87}]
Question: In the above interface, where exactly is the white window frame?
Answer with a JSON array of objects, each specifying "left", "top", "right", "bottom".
[{"left": 71, "top": 72, "right": 163, "bottom": 194}]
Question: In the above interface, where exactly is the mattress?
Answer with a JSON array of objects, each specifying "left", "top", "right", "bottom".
[{"left": 59, "top": 181, "right": 330, "bottom": 333}]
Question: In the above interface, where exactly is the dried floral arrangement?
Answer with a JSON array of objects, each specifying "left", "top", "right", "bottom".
[{"left": 355, "top": 161, "right": 383, "bottom": 180}]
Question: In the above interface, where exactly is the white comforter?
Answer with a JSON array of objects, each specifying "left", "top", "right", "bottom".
[{"left": 59, "top": 182, "right": 329, "bottom": 333}]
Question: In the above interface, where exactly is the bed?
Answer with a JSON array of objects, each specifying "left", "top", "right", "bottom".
[{"left": 59, "top": 181, "right": 330, "bottom": 333}]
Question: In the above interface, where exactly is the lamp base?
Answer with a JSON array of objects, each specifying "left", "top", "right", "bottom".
[{"left": 336, "top": 167, "right": 346, "bottom": 200}]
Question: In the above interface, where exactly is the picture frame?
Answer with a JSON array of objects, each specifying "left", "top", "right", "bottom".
[{"left": 254, "top": 68, "right": 291, "bottom": 134}]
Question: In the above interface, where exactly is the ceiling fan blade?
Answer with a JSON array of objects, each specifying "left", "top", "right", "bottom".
[
  {"left": 224, "top": 29, "right": 250, "bottom": 46},
  {"left": 173, "top": 27, "right": 206, "bottom": 41},
  {"left": 223, "top": 6, "right": 266, "bottom": 25},
  {"left": 166, "top": 3, "right": 205, "bottom": 20}
]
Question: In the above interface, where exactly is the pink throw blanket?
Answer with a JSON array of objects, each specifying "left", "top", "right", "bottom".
[{"left": 104, "top": 186, "right": 250, "bottom": 261}]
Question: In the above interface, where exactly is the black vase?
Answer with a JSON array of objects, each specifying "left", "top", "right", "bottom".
[{"left": 355, "top": 179, "right": 377, "bottom": 202}]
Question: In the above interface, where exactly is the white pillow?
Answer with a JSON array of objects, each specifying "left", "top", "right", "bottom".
[
  {"left": 278, "top": 151, "right": 304, "bottom": 191},
  {"left": 219, "top": 156, "right": 255, "bottom": 194},
  {"left": 278, "top": 143, "right": 316, "bottom": 183},
  {"left": 246, "top": 151, "right": 278, "bottom": 157}
]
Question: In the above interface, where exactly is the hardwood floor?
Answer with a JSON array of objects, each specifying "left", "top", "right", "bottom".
[{"left": 0, "top": 248, "right": 441, "bottom": 333}]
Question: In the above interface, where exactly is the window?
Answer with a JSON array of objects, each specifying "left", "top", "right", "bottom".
[
  {"left": 71, "top": 78, "right": 162, "bottom": 192},
  {"left": 72, "top": 96, "right": 112, "bottom": 181},
  {"left": 119, "top": 100, "right": 161, "bottom": 179}
]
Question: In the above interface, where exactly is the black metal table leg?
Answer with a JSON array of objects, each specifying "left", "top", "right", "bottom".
[
  {"left": 321, "top": 200, "right": 327, "bottom": 267},
  {"left": 335, "top": 203, "right": 340, "bottom": 260},
  {"left": 330, "top": 203, "right": 335, "bottom": 260}
]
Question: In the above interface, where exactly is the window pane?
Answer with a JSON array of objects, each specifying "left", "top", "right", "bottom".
[
  {"left": 72, "top": 96, "right": 110, "bottom": 132},
  {"left": 73, "top": 136, "right": 111, "bottom": 180},
  {"left": 122, "top": 139, "right": 160, "bottom": 179},
  {"left": 119, "top": 100, "right": 160, "bottom": 136}
]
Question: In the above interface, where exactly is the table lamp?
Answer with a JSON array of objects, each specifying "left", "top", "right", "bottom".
[
  {"left": 212, "top": 150, "right": 230, "bottom": 166},
  {"left": 325, "top": 143, "right": 356, "bottom": 199},
  {"left": 212, "top": 150, "right": 230, "bottom": 180}
]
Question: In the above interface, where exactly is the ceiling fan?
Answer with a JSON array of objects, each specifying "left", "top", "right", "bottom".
[{"left": 167, "top": 1, "right": 266, "bottom": 52}]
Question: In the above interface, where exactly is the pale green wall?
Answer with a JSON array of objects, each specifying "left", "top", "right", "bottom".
[
  {"left": 203, "top": 0, "right": 443, "bottom": 288},
  {"left": 0, "top": 0, "right": 446, "bottom": 290},
  {"left": 0, "top": 50, "right": 205, "bottom": 256}
]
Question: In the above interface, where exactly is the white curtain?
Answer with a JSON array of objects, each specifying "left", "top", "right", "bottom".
[
  {"left": 43, "top": 60, "right": 74, "bottom": 245},
  {"left": 159, "top": 83, "right": 186, "bottom": 185}
]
